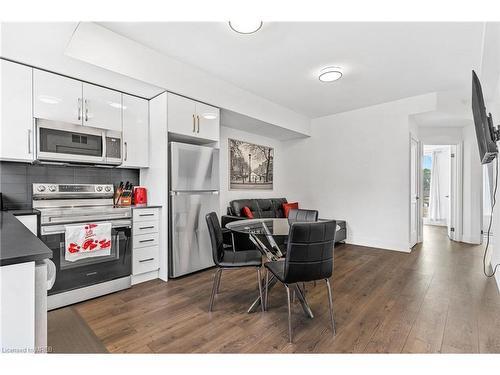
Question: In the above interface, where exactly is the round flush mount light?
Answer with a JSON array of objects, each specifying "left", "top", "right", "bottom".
[
  {"left": 318, "top": 67, "right": 343, "bottom": 82},
  {"left": 202, "top": 112, "right": 217, "bottom": 120},
  {"left": 228, "top": 21, "right": 263, "bottom": 34},
  {"left": 38, "top": 95, "right": 61, "bottom": 104}
]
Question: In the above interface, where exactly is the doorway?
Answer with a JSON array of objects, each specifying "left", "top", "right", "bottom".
[{"left": 421, "top": 144, "right": 462, "bottom": 242}]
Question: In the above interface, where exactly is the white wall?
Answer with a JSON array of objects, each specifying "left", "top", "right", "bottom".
[
  {"left": 281, "top": 94, "right": 436, "bottom": 252},
  {"left": 219, "top": 126, "right": 295, "bottom": 215}
]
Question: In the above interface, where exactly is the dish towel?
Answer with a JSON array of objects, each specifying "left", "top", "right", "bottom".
[{"left": 65, "top": 222, "right": 112, "bottom": 262}]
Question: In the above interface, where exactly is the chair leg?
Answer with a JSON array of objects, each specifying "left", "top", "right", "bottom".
[
  {"left": 216, "top": 269, "right": 223, "bottom": 294},
  {"left": 209, "top": 269, "right": 221, "bottom": 312},
  {"left": 285, "top": 284, "right": 293, "bottom": 343},
  {"left": 257, "top": 268, "right": 265, "bottom": 313},
  {"left": 264, "top": 269, "right": 270, "bottom": 311},
  {"left": 325, "top": 278, "right": 336, "bottom": 335}
]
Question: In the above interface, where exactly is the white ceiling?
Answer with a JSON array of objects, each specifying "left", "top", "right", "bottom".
[
  {"left": 0, "top": 22, "right": 164, "bottom": 99},
  {"left": 100, "top": 22, "right": 485, "bottom": 118}
]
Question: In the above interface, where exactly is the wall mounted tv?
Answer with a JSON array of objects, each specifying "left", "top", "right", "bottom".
[{"left": 472, "top": 70, "right": 499, "bottom": 164}]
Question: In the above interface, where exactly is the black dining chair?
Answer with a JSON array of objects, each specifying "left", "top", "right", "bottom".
[
  {"left": 287, "top": 208, "right": 319, "bottom": 224},
  {"left": 264, "top": 220, "right": 337, "bottom": 342},
  {"left": 205, "top": 212, "right": 264, "bottom": 312}
]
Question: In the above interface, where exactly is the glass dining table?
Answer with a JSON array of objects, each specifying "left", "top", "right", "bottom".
[{"left": 225, "top": 218, "right": 320, "bottom": 318}]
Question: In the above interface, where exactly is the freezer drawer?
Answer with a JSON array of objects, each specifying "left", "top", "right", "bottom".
[
  {"left": 169, "top": 191, "right": 218, "bottom": 277},
  {"left": 170, "top": 142, "right": 219, "bottom": 191}
]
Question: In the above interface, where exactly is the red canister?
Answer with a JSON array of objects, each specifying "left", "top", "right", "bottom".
[{"left": 133, "top": 186, "right": 148, "bottom": 206}]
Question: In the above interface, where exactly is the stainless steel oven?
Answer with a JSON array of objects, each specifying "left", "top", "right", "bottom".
[
  {"left": 33, "top": 183, "right": 132, "bottom": 309},
  {"left": 36, "top": 119, "right": 122, "bottom": 165}
]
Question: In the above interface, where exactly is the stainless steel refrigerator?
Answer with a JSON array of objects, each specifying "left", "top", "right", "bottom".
[{"left": 169, "top": 142, "right": 219, "bottom": 278}]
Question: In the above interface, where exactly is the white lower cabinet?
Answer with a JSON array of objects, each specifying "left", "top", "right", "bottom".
[{"left": 132, "top": 208, "right": 160, "bottom": 284}]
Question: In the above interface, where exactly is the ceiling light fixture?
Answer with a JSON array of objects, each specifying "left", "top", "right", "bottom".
[
  {"left": 202, "top": 112, "right": 217, "bottom": 120},
  {"left": 228, "top": 21, "right": 263, "bottom": 34},
  {"left": 38, "top": 95, "right": 61, "bottom": 104},
  {"left": 318, "top": 67, "right": 343, "bottom": 82}
]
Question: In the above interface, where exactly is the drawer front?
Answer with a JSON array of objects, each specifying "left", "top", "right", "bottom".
[
  {"left": 133, "top": 208, "right": 159, "bottom": 222},
  {"left": 133, "top": 246, "right": 159, "bottom": 275},
  {"left": 133, "top": 232, "right": 159, "bottom": 249},
  {"left": 133, "top": 220, "right": 159, "bottom": 236}
]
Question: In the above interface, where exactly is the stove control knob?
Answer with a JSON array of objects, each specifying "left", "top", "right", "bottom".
[
  {"left": 96, "top": 186, "right": 103, "bottom": 192},
  {"left": 104, "top": 186, "right": 112, "bottom": 192},
  {"left": 37, "top": 185, "right": 46, "bottom": 192},
  {"left": 48, "top": 185, "right": 57, "bottom": 192}
]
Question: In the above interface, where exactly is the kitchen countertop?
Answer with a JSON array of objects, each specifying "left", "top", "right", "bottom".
[{"left": 0, "top": 211, "right": 52, "bottom": 267}]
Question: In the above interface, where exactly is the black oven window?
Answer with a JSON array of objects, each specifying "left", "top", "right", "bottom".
[{"left": 39, "top": 127, "right": 102, "bottom": 156}]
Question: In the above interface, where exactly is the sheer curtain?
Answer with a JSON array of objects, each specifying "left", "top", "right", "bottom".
[{"left": 429, "top": 150, "right": 441, "bottom": 221}]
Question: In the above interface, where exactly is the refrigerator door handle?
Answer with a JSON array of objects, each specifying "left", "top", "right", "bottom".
[{"left": 170, "top": 191, "right": 219, "bottom": 196}]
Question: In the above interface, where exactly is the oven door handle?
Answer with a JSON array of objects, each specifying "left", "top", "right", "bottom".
[{"left": 42, "top": 223, "right": 131, "bottom": 235}]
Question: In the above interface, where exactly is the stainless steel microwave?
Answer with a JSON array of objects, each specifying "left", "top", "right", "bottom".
[{"left": 36, "top": 119, "right": 122, "bottom": 165}]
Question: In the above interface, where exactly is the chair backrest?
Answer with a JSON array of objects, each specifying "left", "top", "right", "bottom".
[
  {"left": 205, "top": 212, "right": 224, "bottom": 265},
  {"left": 287, "top": 208, "right": 319, "bottom": 224},
  {"left": 284, "top": 220, "right": 337, "bottom": 283}
]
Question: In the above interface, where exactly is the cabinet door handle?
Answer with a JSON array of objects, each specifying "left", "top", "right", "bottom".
[
  {"left": 192, "top": 114, "right": 196, "bottom": 132},
  {"left": 139, "top": 258, "right": 154, "bottom": 263},
  {"left": 139, "top": 213, "right": 155, "bottom": 217},
  {"left": 197, "top": 115, "right": 200, "bottom": 133},
  {"left": 85, "top": 99, "right": 89, "bottom": 122},
  {"left": 139, "top": 238, "right": 155, "bottom": 243},
  {"left": 77, "top": 98, "right": 82, "bottom": 121},
  {"left": 139, "top": 226, "right": 154, "bottom": 230},
  {"left": 124, "top": 141, "right": 128, "bottom": 161},
  {"left": 27, "top": 129, "right": 31, "bottom": 154}
]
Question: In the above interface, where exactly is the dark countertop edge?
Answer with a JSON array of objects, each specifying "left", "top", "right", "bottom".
[
  {"left": 131, "top": 205, "right": 162, "bottom": 209},
  {"left": 0, "top": 211, "right": 52, "bottom": 267},
  {"left": 9, "top": 209, "right": 41, "bottom": 216}
]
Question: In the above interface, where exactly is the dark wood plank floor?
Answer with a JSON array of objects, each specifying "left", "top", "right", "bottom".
[{"left": 58, "top": 226, "right": 500, "bottom": 353}]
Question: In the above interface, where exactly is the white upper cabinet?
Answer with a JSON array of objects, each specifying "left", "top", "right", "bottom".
[
  {"left": 34, "top": 70, "right": 122, "bottom": 131},
  {"left": 33, "top": 69, "right": 82, "bottom": 126},
  {"left": 82, "top": 83, "right": 122, "bottom": 131},
  {"left": 167, "top": 93, "right": 196, "bottom": 136},
  {"left": 196, "top": 102, "right": 220, "bottom": 141},
  {"left": 0, "top": 60, "right": 34, "bottom": 162},
  {"left": 167, "top": 93, "right": 219, "bottom": 142},
  {"left": 122, "top": 94, "right": 149, "bottom": 168}
]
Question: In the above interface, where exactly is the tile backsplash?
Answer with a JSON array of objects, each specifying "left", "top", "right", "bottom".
[{"left": 0, "top": 162, "right": 140, "bottom": 210}]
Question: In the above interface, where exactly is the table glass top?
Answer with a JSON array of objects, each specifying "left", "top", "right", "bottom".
[{"left": 225, "top": 218, "right": 291, "bottom": 236}]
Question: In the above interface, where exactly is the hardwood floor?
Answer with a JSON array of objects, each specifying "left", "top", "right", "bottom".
[{"left": 58, "top": 226, "right": 500, "bottom": 353}]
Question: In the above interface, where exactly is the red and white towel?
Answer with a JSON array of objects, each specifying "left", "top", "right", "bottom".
[{"left": 65, "top": 222, "right": 112, "bottom": 262}]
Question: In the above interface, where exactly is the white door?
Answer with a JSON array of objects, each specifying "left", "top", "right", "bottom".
[
  {"left": 122, "top": 94, "right": 149, "bottom": 168},
  {"left": 33, "top": 69, "right": 83, "bottom": 126},
  {"left": 0, "top": 60, "right": 34, "bottom": 162},
  {"left": 82, "top": 83, "right": 122, "bottom": 131},
  {"left": 448, "top": 145, "right": 458, "bottom": 240},
  {"left": 410, "top": 137, "right": 419, "bottom": 248},
  {"left": 167, "top": 93, "right": 196, "bottom": 137},
  {"left": 196, "top": 102, "right": 220, "bottom": 141}
]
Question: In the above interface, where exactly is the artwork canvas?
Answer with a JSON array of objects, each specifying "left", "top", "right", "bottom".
[{"left": 229, "top": 139, "right": 274, "bottom": 190}]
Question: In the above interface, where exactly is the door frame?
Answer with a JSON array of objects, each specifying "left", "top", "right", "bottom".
[
  {"left": 409, "top": 133, "right": 421, "bottom": 248},
  {"left": 417, "top": 142, "right": 464, "bottom": 243}
]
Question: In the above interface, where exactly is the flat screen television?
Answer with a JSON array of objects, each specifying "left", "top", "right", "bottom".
[{"left": 472, "top": 70, "right": 498, "bottom": 164}]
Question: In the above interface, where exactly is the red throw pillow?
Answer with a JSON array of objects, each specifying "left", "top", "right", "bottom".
[
  {"left": 242, "top": 206, "right": 254, "bottom": 219},
  {"left": 282, "top": 202, "right": 299, "bottom": 218}
]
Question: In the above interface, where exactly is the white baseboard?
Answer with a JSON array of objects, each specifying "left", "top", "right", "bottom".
[
  {"left": 131, "top": 270, "right": 160, "bottom": 285},
  {"left": 346, "top": 235, "right": 411, "bottom": 253},
  {"left": 461, "top": 235, "right": 482, "bottom": 245}
]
